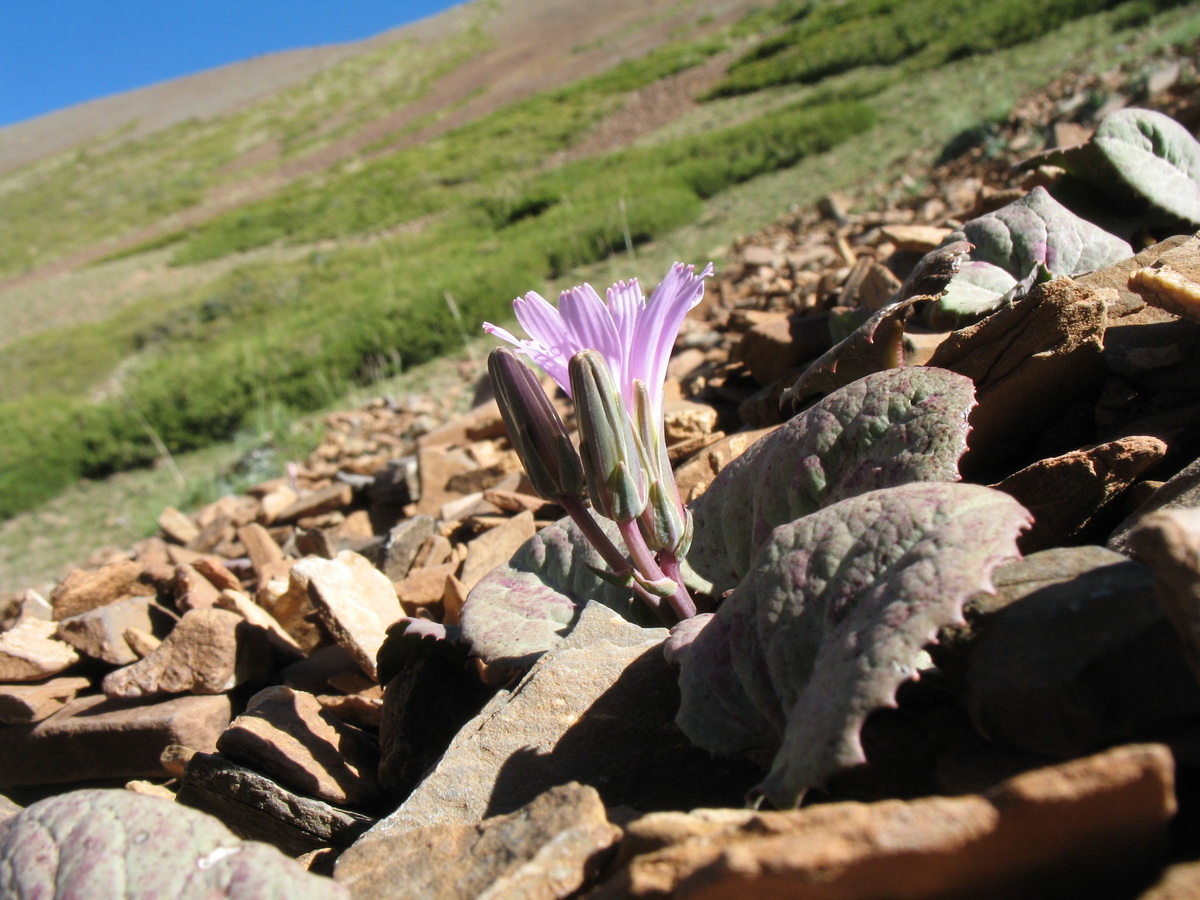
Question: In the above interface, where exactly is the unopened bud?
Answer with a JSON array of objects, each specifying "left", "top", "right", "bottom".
[
  {"left": 568, "top": 349, "right": 647, "bottom": 522},
  {"left": 488, "top": 348, "right": 585, "bottom": 500},
  {"left": 631, "top": 379, "right": 692, "bottom": 557}
]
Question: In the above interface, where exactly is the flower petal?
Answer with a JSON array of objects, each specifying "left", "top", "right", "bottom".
[
  {"left": 559, "top": 282, "right": 622, "bottom": 388},
  {"left": 633, "top": 262, "right": 713, "bottom": 414}
]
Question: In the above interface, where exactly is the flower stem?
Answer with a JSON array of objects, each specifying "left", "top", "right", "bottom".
[
  {"left": 658, "top": 552, "right": 697, "bottom": 619},
  {"left": 559, "top": 494, "right": 633, "bottom": 576},
  {"left": 618, "top": 519, "right": 696, "bottom": 622}
]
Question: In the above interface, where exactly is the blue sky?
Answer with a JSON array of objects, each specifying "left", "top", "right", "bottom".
[{"left": 0, "top": 1, "right": 464, "bottom": 128}]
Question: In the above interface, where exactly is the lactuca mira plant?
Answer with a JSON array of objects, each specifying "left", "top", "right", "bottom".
[
  {"left": 466, "top": 252, "right": 1038, "bottom": 809},
  {"left": 483, "top": 262, "right": 713, "bottom": 623}
]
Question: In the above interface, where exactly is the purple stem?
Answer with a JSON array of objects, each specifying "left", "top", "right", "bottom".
[
  {"left": 559, "top": 494, "right": 665, "bottom": 615},
  {"left": 619, "top": 519, "right": 696, "bottom": 623}
]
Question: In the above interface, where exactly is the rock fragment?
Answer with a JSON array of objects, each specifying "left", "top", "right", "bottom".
[
  {"left": 368, "top": 602, "right": 760, "bottom": 839},
  {"left": 0, "top": 675, "right": 91, "bottom": 725},
  {"left": 1129, "top": 508, "right": 1200, "bottom": 687},
  {"left": 216, "top": 686, "right": 381, "bottom": 809},
  {"left": 294, "top": 551, "right": 402, "bottom": 681},
  {"left": 176, "top": 751, "right": 374, "bottom": 855},
  {"left": 55, "top": 595, "right": 177, "bottom": 666},
  {"left": 927, "top": 277, "right": 1108, "bottom": 479},
  {"left": 0, "top": 693, "right": 230, "bottom": 787},
  {"left": 596, "top": 743, "right": 1174, "bottom": 900},
  {"left": 993, "top": 436, "right": 1168, "bottom": 552},
  {"left": 336, "top": 782, "right": 619, "bottom": 900},
  {"left": 49, "top": 559, "right": 152, "bottom": 620},
  {"left": 102, "top": 607, "right": 268, "bottom": 699},
  {"left": 0, "top": 619, "right": 79, "bottom": 682}
]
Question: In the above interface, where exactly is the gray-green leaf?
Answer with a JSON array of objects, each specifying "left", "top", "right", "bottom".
[
  {"left": 1043, "top": 107, "right": 1200, "bottom": 225},
  {"left": 460, "top": 512, "right": 637, "bottom": 670},
  {"left": 675, "top": 483, "right": 1031, "bottom": 808},
  {"left": 0, "top": 788, "right": 346, "bottom": 899},
  {"left": 935, "top": 186, "right": 1131, "bottom": 318},
  {"left": 688, "top": 367, "right": 975, "bottom": 594}
]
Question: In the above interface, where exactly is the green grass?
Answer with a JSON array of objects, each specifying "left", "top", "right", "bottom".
[{"left": 706, "top": 0, "right": 1195, "bottom": 97}]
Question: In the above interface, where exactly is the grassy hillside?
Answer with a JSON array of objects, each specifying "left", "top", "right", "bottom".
[{"left": 2, "top": 0, "right": 1200, "bottom": 582}]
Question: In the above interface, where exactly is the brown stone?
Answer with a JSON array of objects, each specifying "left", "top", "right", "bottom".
[
  {"left": 294, "top": 551, "right": 403, "bottom": 681},
  {"left": 274, "top": 482, "right": 355, "bottom": 523},
  {"left": 1127, "top": 237, "right": 1200, "bottom": 323},
  {"left": 417, "top": 399, "right": 503, "bottom": 449},
  {"left": 49, "top": 559, "right": 152, "bottom": 620},
  {"left": 261, "top": 568, "right": 328, "bottom": 652},
  {"left": 663, "top": 400, "right": 721, "bottom": 446},
  {"left": 1111, "top": 457, "right": 1200, "bottom": 554},
  {"left": 674, "top": 427, "right": 776, "bottom": 503},
  {"left": 734, "top": 313, "right": 830, "bottom": 386},
  {"left": 393, "top": 564, "right": 453, "bottom": 619},
  {"left": 157, "top": 505, "right": 201, "bottom": 545},
  {"left": 0, "top": 692, "right": 231, "bottom": 787},
  {"left": 879, "top": 224, "right": 953, "bottom": 253},
  {"left": 415, "top": 445, "right": 478, "bottom": 517},
  {"left": 237, "top": 522, "right": 287, "bottom": 580},
  {"left": 597, "top": 744, "right": 1174, "bottom": 900},
  {"left": 0, "top": 675, "right": 91, "bottom": 725},
  {"left": 993, "top": 436, "right": 1168, "bottom": 553},
  {"left": 192, "top": 555, "right": 242, "bottom": 592},
  {"left": 215, "top": 588, "right": 304, "bottom": 660},
  {"left": 337, "top": 783, "right": 619, "bottom": 900},
  {"left": 177, "top": 751, "right": 375, "bottom": 855},
  {"left": 102, "top": 607, "right": 269, "bottom": 699},
  {"left": 0, "top": 619, "right": 80, "bottom": 682},
  {"left": 381, "top": 515, "right": 437, "bottom": 581},
  {"left": 927, "top": 277, "right": 1109, "bottom": 480},
  {"left": 370, "top": 603, "right": 759, "bottom": 839},
  {"left": 1130, "top": 508, "right": 1200, "bottom": 687},
  {"left": 1139, "top": 859, "right": 1200, "bottom": 899},
  {"left": 217, "top": 685, "right": 381, "bottom": 809},
  {"left": 172, "top": 563, "right": 222, "bottom": 610},
  {"left": 413, "top": 533, "right": 454, "bottom": 569},
  {"left": 1079, "top": 233, "right": 1191, "bottom": 323},
  {"left": 458, "top": 510, "right": 536, "bottom": 591},
  {"left": 55, "top": 595, "right": 178, "bottom": 666}
]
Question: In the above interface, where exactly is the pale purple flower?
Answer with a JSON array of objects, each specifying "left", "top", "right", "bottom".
[{"left": 483, "top": 261, "right": 714, "bottom": 422}]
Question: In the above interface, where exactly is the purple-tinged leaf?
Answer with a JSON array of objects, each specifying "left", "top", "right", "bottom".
[
  {"left": 689, "top": 367, "right": 975, "bottom": 594},
  {"left": 460, "top": 512, "right": 637, "bottom": 670},
  {"left": 676, "top": 483, "right": 1031, "bottom": 808},
  {"left": 929, "top": 187, "right": 1131, "bottom": 318},
  {"left": 0, "top": 788, "right": 346, "bottom": 899}
]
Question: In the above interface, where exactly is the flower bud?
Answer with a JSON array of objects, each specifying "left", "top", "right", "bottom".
[
  {"left": 631, "top": 379, "right": 692, "bottom": 557},
  {"left": 488, "top": 348, "right": 585, "bottom": 501},
  {"left": 568, "top": 349, "right": 647, "bottom": 522}
]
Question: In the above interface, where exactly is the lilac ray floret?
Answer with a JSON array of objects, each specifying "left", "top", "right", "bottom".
[{"left": 483, "top": 261, "right": 714, "bottom": 416}]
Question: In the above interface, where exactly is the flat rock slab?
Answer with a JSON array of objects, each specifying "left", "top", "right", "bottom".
[
  {"left": 177, "top": 751, "right": 375, "bottom": 856},
  {"left": 49, "top": 559, "right": 153, "bottom": 620},
  {"left": 295, "top": 551, "right": 403, "bottom": 681},
  {"left": 56, "top": 595, "right": 177, "bottom": 666},
  {"left": 337, "top": 782, "right": 619, "bottom": 900},
  {"left": 102, "top": 607, "right": 269, "bottom": 699},
  {"left": 0, "top": 675, "right": 91, "bottom": 725},
  {"left": 0, "top": 692, "right": 230, "bottom": 787},
  {"left": 216, "top": 685, "right": 382, "bottom": 810},
  {"left": 367, "top": 602, "right": 761, "bottom": 840},
  {"left": 934, "top": 546, "right": 1200, "bottom": 759},
  {"left": 596, "top": 743, "right": 1175, "bottom": 900},
  {"left": 0, "top": 619, "right": 79, "bottom": 683}
]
